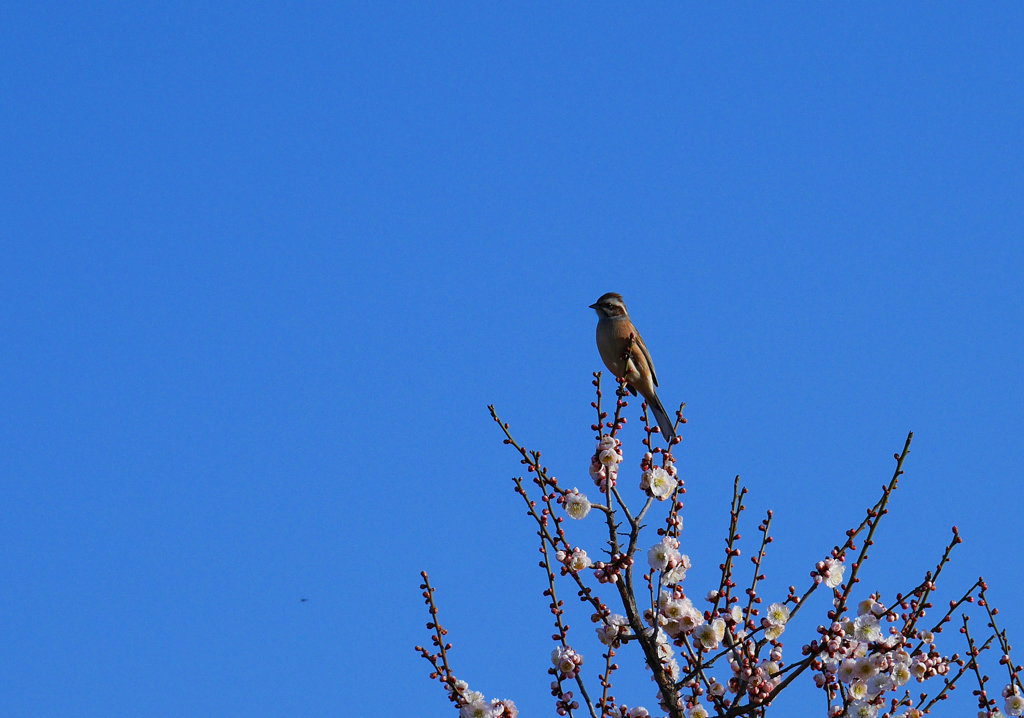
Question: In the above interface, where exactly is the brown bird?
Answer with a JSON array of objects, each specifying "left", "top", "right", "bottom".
[{"left": 589, "top": 292, "right": 677, "bottom": 443}]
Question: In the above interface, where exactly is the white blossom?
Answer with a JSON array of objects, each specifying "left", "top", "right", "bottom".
[
  {"left": 891, "top": 662, "right": 911, "bottom": 687},
  {"left": 766, "top": 602, "right": 790, "bottom": 626},
  {"left": 857, "top": 598, "right": 883, "bottom": 617},
  {"left": 853, "top": 656, "right": 878, "bottom": 680},
  {"left": 596, "top": 614, "right": 628, "bottom": 646},
  {"left": 695, "top": 621, "right": 723, "bottom": 651},
  {"left": 688, "top": 704, "right": 709, "bottom": 718},
  {"left": 563, "top": 489, "right": 591, "bottom": 520},
  {"left": 867, "top": 673, "right": 892, "bottom": 697},
  {"left": 643, "top": 466, "right": 677, "bottom": 499},
  {"left": 558, "top": 547, "right": 591, "bottom": 572},
  {"left": 663, "top": 553, "right": 691, "bottom": 584},
  {"left": 853, "top": 614, "right": 883, "bottom": 643},
  {"left": 846, "top": 700, "right": 877, "bottom": 718},
  {"left": 461, "top": 699, "right": 495, "bottom": 718},
  {"left": 849, "top": 679, "right": 868, "bottom": 700},
  {"left": 1006, "top": 693, "right": 1024, "bottom": 717},
  {"left": 551, "top": 646, "right": 583, "bottom": 678},
  {"left": 712, "top": 617, "right": 726, "bottom": 642},
  {"left": 825, "top": 560, "right": 845, "bottom": 588},
  {"left": 490, "top": 699, "right": 517, "bottom": 718},
  {"left": 662, "top": 597, "right": 694, "bottom": 621},
  {"left": 648, "top": 539, "right": 681, "bottom": 571}
]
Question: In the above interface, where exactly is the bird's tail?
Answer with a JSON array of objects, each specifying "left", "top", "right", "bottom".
[{"left": 645, "top": 392, "right": 677, "bottom": 445}]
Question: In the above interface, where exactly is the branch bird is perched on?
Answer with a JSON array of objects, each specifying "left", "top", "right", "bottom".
[{"left": 590, "top": 292, "right": 677, "bottom": 444}]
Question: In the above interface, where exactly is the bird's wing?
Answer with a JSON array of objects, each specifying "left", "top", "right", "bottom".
[{"left": 635, "top": 332, "right": 659, "bottom": 388}]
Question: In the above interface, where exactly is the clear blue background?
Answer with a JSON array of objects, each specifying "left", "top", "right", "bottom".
[{"left": 1, "top": 3, "right": 1021, "bottom": 716}]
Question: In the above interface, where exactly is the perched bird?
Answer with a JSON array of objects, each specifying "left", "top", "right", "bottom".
[{"left": 589, "top": 292, "right": 677, "bottom": 443}]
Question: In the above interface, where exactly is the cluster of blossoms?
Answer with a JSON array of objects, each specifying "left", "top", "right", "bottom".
[
  {"left": 1003, "top": 684, "right": 1024, "bottom": 716},
  {"left": 643, "top": 628, "right": 682, "bottom": 682},
  {"left": 727, "top": 643, "right": 785, "bottom": 704},
  {"left": 763, "top": 601, "right": 791, "bottom": 641},
  {"left": 814, "top": 557, "right": 847, "bottom": 589},
  {"left": 596, "top": 614, "right": 630, "bottom": 647},
  {"left": 550, "top": 647, "right": 584, "bottom": 716},
  {"left": 639, "top": 450, "right": 680, "bottom": 501},
  {"left": 448, "top": 681, "right": 518, "bottom": 718},
  {"left": 551, "top": 645, "right": 584, "bottom": 680},
  {"left": 808, "top": 599, "right": 953, "bottom": 717},
  {"left": 593, "top": 552, "right": 633, "bottom": 585},
  {"left": 419, "top": 383, "right": 1013, "bottom": 718},
  {"left": 648, "top": 536, "right": 691, "bottom": 585},
  {"left": 555, "top": 546, "right": 592, "bottom": 574},
  {"left": 590, "top": 434, "right": 622, "bottom": 490},
  {"left": 657, "top": 592, "right": 705, "bottom": 639}
]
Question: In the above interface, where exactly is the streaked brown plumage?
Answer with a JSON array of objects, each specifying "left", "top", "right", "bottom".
[{"left": 589, "top": 292, "right": 677, "bottom": 443}]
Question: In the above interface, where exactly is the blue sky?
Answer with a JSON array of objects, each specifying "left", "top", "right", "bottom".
[{"left": 1, "top": 3, "right": 1022, "bottom": 716}]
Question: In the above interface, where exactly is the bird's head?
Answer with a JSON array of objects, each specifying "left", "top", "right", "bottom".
[{"left": 589, "top": 293, "right": 629, "bottom": 319}]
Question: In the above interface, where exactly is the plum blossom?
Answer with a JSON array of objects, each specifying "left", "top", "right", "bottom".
[
  {"left": 891, "top": 661, "right": 911, "bottom": 686},
  {"left": 853, "top": 614, "right": 883, "bottom": 643},
  {"left": 662, "top": 595, "right": 694, "bottom": 622},
  {"left": 858, "top": 598, "right": 884, "bottom": 617},
  {"left": 448, "top": 679, "right": 471, "bottom": 701},
  {"left": 695, "top": 618, "right": 726, "bottom": 651},
  {"left": 562, "top": 488, "right": 591, "bottom": 520},
  {"left": 490, "top": 699, "right": 518, "bottom": 718},
  {"left": 655, "top": 536, "right": 691, "bottom": 583},
  {"left": 837, "top": 658, "right": 856, "bottom": 684},
  {"left": 597, "top": 435, "right": 621, "bottom": 467},
  {"left": 461, "top": 699, "right": 495, "bottom": 718},
  {"left": 853, "top": 656, "right": 877, "bottom": 680},
  {"left": 551, "top": 646, "right": 584, "bottom": 679},
  {"left": 766, "top": 602, "right": 790, "bottom": 627},
  {"left": 556, "top": 547, "right": 592, "bottom": 573},
  {"left": 846, "top": 700, "right": 877, "bottom": 718},
  {"left": 463, "top": 689, "right": 485, "bottom": 704},
  {"left": 640, "top": 466, "right": 677, "bottom": 499},
  {"left": 666, "top": 603, "right": 704, "bottom": 637},
  {"left": 687, "top": 704, "right": 709, "bottom": 718},
  {"left": 648, "top": 538, "right": 681, "bottom": 571},
  {"left": 627, "top": 708, "right": 650, "bottom": 718},
  {"left": 818, "top": 557, "right": 845, "bottom": 588},
  {"left": 596, "top": 614, "right": 629, "bottom": 647},
  {"left": 867, "top": 673, "right": 892, "bottom": 697}
]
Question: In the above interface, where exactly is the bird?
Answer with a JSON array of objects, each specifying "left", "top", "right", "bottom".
[{"left": 589, "top": 292, "right": 677, "bottom": 443}]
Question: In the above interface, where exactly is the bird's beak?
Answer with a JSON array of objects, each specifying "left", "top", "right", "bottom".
[{"left": 588, "top": 302, "right": 599, "bottom": 309}]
